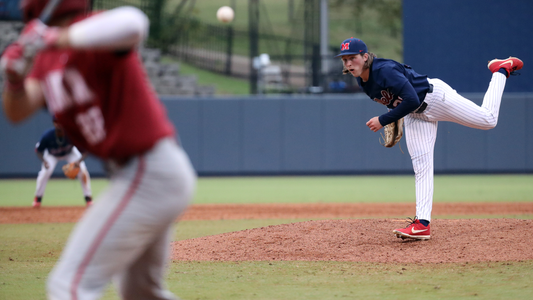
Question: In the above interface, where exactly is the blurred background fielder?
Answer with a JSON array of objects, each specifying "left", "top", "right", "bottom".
[{"left": 33, "top": 117, "right": 92, "bottom": 208}]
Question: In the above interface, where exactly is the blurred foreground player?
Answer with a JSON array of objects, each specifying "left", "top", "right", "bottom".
[
  {"left": 34, "top": 117, "right": 92, "bottom": 207},
  {"left": 1, "top": 0, "right": 197, "bottom": 299}
]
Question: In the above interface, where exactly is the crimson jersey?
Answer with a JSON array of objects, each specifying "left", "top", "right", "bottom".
[{"left": 28, "top": 18, "right": 174, "bottom": 160}]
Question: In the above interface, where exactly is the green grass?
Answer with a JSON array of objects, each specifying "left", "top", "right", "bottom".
[
  {"left": 0, "top": 179, "right": 110, "bottom": 207},
  {"left": 3, "top": 260, "right": 532, "bottom": 300},
  {"left": 1, "top": 175, "right": 532, "bottom": 299},
  {"left": 161, "top": 58, "right": 250, "bottom": 95},
  {"left": 167, "top": 261, "right": 533, "bottom": 300},
  {"left": 193, "top": 175, "right": 533, "bottom": 204},
  {"left": 1, "top": 221, "right": 533, "bottom": 300},
  {"left": 1, "top": 174, "right": 533, "bottom": 207}
]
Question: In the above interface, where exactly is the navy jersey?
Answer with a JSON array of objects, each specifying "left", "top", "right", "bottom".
[
  {"left": 35, "top": 128, "right": 74, "bottom": 157},
  {"left": 356, "top": 58, "right": 431, "bottom": 126}
]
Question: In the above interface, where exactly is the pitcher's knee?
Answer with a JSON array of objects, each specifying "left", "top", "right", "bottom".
[
  {"left": 479, "top": 114, "right": 498, "bottom": 130},
  {"left": 480, "top": 120, "right": 498, "bottom": 130}
]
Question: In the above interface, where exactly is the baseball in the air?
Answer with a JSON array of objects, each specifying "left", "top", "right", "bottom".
[{"left": 216, "top": 6, "right": 234, "bottom": 23}]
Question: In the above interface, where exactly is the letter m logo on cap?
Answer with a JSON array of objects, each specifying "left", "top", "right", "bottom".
[{"left": 341, "top": 43, "right": 349, "bottom": 51}]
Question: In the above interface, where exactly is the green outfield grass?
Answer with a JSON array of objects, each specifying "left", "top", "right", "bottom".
[
  {"left": 1, "top": 174, "right": 532, "bottom": 207},
  {"left": 1, "top": 175, "right": 533, "bottom": 299}
]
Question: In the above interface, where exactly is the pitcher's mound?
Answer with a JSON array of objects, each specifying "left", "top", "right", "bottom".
[{"left": 172, "top": 218, "right": 533, "bottom": 263}]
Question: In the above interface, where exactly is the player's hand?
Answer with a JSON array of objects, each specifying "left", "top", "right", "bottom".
[
  {"left": 18, "top": 19, "right": 60, "bottom": 59},
  {"left": 0, "top": 43, "right": 28, "bottom": 91},
  {"left": 366, "top": 116, "right": 384, "bottom": 132}
]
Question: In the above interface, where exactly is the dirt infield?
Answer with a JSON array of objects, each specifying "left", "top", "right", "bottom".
[
  {"left": 2, "top": 202, "right": 533, "bottom": 223},
  {"left": 2, "top": 203, "right": 533, "bottom": 263}
]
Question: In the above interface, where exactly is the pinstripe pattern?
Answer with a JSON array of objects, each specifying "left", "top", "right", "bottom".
[
  {"left": 404, "top": 115, "right": 437, "bottom": 221},
  {"left": 423, "top": 74, "right": 506, "bottom": 129},
  {"left": 405, "top": 73, "right": 507, "bottom": 222}
]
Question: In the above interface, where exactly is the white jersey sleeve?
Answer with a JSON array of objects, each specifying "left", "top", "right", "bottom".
[{"left": 68, "top": 6, "right": 149, "bottom": 50}]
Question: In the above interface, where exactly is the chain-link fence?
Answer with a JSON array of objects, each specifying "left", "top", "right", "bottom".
[{"left": 91, "top": 0, "right": 362, "bottom": 94}]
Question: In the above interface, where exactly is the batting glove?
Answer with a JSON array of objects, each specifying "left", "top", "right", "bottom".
[
  {"left": 18, "top": 19, "right": 61, "bottom": 59},
  {"left": 0, "top": 43, "right": 28, "bottom": 91}
]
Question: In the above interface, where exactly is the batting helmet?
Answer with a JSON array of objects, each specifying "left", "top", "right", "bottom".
[{"left": 20, "top": 0, "right": 90, "bottom": 22}]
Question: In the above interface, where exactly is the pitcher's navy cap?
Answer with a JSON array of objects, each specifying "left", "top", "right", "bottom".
[{"left": 334, "top": 37, "right": 367, "bottom": 58}]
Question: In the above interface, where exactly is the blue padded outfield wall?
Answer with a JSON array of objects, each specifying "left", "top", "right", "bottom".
[
  {"left": 403, "top": 0, "right": 532, "bottom": 93},
  {"left": 1, "top": 94, "right": 533, "bottom": 177}
]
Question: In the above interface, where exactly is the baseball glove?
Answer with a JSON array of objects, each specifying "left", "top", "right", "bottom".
[
  {"left": 62, "top": 162, "right": 80, "bottom": 179},
  {"left": 380, "top": 118, "right": 404, "bottom": 148}
]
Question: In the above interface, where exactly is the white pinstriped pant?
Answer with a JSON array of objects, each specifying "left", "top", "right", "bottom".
[{"left": 404, "top": 73, "right": 507, "bottom": 221}]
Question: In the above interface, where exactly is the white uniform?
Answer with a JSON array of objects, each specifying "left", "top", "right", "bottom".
[
  {"left": 36, "top": 146, "right": 92, "bottom": 198},
  {"left": 404, "top": 73, "right": 507, "bottom": 221}
]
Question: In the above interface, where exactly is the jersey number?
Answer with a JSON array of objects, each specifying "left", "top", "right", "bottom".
[
  {"left": 76, "top": 107, "right": 106, "bottom": 145},
  {"left": 45, "top": 68, "right": 106, "bottom": 145}
]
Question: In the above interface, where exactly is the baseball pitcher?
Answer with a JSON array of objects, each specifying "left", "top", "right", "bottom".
[{"left": 336, "top": 37, "right": 523, "bottom": 240}]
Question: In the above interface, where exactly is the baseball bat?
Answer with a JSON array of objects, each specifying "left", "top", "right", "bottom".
[{"left": 39, "top": 0, "right": 64, "bottom": 24}]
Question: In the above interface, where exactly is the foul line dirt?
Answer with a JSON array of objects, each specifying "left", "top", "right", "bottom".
[{"left": 2, "top": 202, "right": 533, "bottom": 224}]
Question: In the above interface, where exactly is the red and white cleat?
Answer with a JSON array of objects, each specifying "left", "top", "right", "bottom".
[
  {"left": 393, "top": 217, "right": 430, "bottom": 240},
  {"left": 488, "top": 57, "right": 523, "bottom": 78}
]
